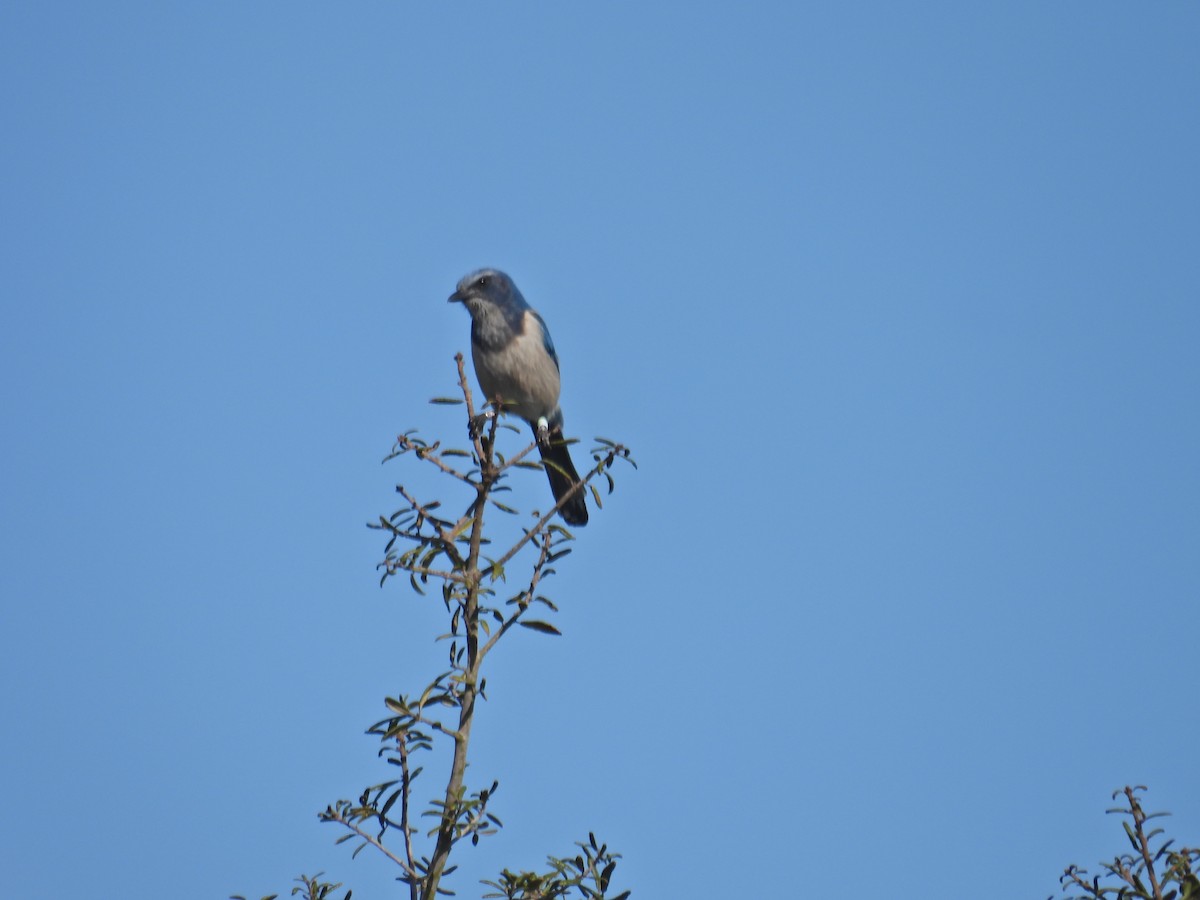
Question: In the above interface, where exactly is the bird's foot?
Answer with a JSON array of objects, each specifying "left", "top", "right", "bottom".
[
  {"left": 469, "top": 410, "right": 495, "bottom": 440},
  {"left": 535, "top": 416, "right": 551, "bottom": 448}
]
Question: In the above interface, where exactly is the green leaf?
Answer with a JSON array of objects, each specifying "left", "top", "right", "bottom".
[
  {"left": 519, "top": 620, "right": 562, "bottom": 636},
  {"left": 429, "top": 397, "right": 463, "bottom": 405},
  {"left": 1124, "top": 820, "right": 1141, "bottom": 851},
  {"left": 448, "top": 516, "right": 475, "bottom": 541},
  {"left": 380, "top": 787, "right": 402, "bottom": 817}
]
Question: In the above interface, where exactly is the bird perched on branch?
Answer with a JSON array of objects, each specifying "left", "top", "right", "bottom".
[{"left": 449, "top": 268, "right": 588, "bottom": 526}]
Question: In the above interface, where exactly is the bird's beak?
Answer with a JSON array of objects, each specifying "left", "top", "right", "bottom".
[{"left": 448, "top": 290, "right": 464, "bottom": 303}]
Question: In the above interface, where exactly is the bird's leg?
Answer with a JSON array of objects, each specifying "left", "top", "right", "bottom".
[{"left": 535, "top": 415, "right": 551, "bottom": 448}]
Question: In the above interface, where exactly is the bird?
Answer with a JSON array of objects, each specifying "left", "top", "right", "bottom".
[{"left": 449, "top": 268, "right": 589, "bottom": 526}]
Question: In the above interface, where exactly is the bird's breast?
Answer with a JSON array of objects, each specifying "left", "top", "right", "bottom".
[{"left": 472, "top": 329, "right": 562, "bottom": 422}]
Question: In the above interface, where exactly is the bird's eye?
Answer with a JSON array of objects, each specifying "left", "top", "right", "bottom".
[{"left": 476, "top": 275, "right": 490, "bottom": 289}]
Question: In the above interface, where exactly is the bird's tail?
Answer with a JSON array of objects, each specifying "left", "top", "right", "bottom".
[{"left": 538, "top": 426, "right": 589, "bottom": 526}]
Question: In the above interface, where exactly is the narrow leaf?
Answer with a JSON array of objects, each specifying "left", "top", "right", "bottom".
[
  {"left": 519, "top": 620, "right": 562, "bottom": 636},
  {"left": 601, "top": 860, "right": 616, "bottom": 890}
]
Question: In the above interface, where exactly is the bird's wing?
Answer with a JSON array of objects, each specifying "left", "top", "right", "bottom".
[{"left": 529, "top": 310, "right": 561, "bottom": 372}]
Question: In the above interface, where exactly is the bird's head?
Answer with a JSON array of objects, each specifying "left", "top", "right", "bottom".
[{"left": 448, "top": 268, "right": 527, "bottom": 314}]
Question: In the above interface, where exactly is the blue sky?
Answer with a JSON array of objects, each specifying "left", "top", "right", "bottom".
[{"left": 2, "top": 3, "right": 1198, "bottom": 898}]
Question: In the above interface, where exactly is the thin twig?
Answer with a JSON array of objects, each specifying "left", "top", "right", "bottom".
[
  {"left": 397, "top": 740, "right": 419, "bottom": 900},
  {"left": 394, "top": 484, "right": 467, "bottom": 570},
  {"left": 326, "top": 810, "right": 419, "bottom": 879},
  {"left": 391, "top": 433, "right": 477, "bottom": 485},
  {"left": 488, "top": 443, "right": 625, "bottom": 574},
  {"left": 1126, "top": 787, "right": 1164, "bottom": 900},
  {"left": 479, "top": 533, "right": 554, "bottom": 662},
  {"left": 382, "top": 563, "right": 464, "bottom": 584}
]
